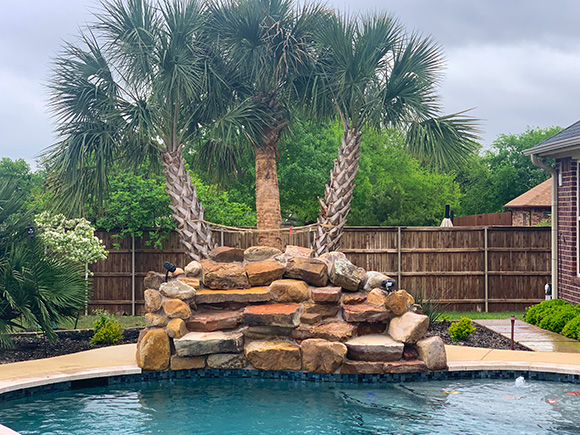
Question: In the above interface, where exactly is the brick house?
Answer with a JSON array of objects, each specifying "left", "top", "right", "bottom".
[
  {"left": 503, "top": 178, "right": 551, "bottom": 226},
  {"left": 524, "top": 121, "right": 580, "bottom": 303}
]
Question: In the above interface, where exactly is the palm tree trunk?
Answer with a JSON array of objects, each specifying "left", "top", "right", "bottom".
[
  {"left": 162, "top": 148, "right": 214, "bottom": 260},
  {"left": 255, "top": 143, "right": 283, "bottom": 250},
  {"left": 313, "top": 127, "right": 362, "bottom": 255}
]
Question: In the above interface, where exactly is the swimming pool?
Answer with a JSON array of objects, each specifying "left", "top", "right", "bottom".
[{"left": 1, "top": 373, "right": 580, "bottom": 434}]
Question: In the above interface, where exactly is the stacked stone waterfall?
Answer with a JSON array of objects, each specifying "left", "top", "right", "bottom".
[{"left": 137, "top": 245, "right": 447, "bottom": 374}]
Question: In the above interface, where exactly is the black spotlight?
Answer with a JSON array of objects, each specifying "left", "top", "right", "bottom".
[
  {"left": 163, "top": 261, "right": 177, "bottom": 282},
  {"left": 26, "top": 224, "right": 35, "bottom": 239}
]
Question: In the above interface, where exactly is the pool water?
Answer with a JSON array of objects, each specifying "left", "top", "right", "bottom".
[{"left": 1, "top": 377, "right": 580, "bottom": 434}]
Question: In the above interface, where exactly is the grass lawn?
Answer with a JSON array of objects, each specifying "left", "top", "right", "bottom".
[
  {"left": 59, "top": 315, "right": 145, "bottom": 330},
  {"left": 442, "top": 311, "right": 526, "bottom": 322}
]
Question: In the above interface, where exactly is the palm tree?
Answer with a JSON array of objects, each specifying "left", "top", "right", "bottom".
[
  {"left": 306, "top": 13, "right": 479, "bottom": 254},
  {"left": 44, "top": 0, "right": 235, "bottom": 260},
  {"left": 0, "top": 179, "right": 86, "bottom": 348},
  {"left": 200, "top": 0, "right": 326, "bottom": 249}
]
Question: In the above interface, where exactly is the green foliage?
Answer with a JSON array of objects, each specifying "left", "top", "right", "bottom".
[
  {"left": 90, "top": 309, "right": 124, "bottom": 346},
  {"left": 349, "top": 130, "right": 462, "bottom": 226},
  {"left": 562, "top": 315, "right": 580, "bottom": 340},
  {"left": 0, "top": 178, "right": 86, "bottom": 348},
  {"left": 456, "top": 126, "right": 561, "bottom": 216},
  {"left": 0, "top": 158, "right": 44, "bottom": 210},
  {"left": 191, "top": 174, "right": 256, "bottom": 227},
  {"left": 524, "top": 299, "right": 570, "bottom": 325},
  {"left": 448, "top": 317, "right": 476, "bottom": 341},
  {"left": 412, "top": 290, "right": 449, "bottom": 324},
  {"left": 538, "top": 305, "right": 580, "bottom": 333},
  {"left": 96, "top": 173, "right": 175, "bottom": 249}
]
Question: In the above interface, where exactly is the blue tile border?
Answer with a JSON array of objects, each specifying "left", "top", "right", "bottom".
[{"left": 3, "top": 368, "right": 580, "bottom": 402}]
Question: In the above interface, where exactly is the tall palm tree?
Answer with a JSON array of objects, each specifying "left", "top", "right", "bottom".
[
  {"left": 200, "top": 0, "right": 326, "bottom": 249},
  {"left": 307, "top": 13, "right": 479, "bottom": 254},
  {"left": 44, "top": 0, "right": 238, "bottom": 260}
]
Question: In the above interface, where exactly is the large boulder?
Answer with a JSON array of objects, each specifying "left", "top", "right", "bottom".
[
  {"left": 366, "top": 289, "right": 389, "bottom": 307},
  {"left": 195, "top": 287, "right": 271, "bottom": 304},
  {"left": 200, "top": 260, "right": 250, "bottom": 290},
  {"left": 244, "top": 246, "right": 283, "bottom": 262},
  {"left": 292, "top": 321, "right": 356, "bottom": 342},
  {"left": 362, "top": 271, "right": 396, "bottom": 292},
  {"left": 144, "top": 289, "right": 162, "bottom": 313},
  {"left": 341, "top": 303, "right": 391, "bottom": 323},
  {"left": 345, "top": 334, "right": 404, "bottom": 362},
  {"left": 284, "top": 245, "right": 314, "bottom": 260},
  {"left": 170, "top": 355, "right": 206, "bottom": 370},
  {"left": 166, "top": 318, "right": 188, "bottom": 339},
  {"left": 207, "top": 353, "right": 248, "bottom": 369},
  {"left": 209, "top": 246, "right": 245, "bottom": 263},
  {"left": 174, "top": 330, "right": 244, "bottom": 357},
  {"left": 284, "top": 258, "right": 328, "bottom": 287},
  {"left": 184, "top": 260, "right": 202, "bottom": 277},
  {"left": 388, "top": 312, "right": 429, "bottom": 344},
  {"left": 330, "top": 259, "right": 366, "bottom": 291},
  {"left": 269, "top": 279, "right": 309, "bottom": 302},
  {"left": 244, "top": 261, "right": 285, "bottom": 287},
  {"left": 416, "top": 336, "right": 447, "bottom": 371},
  {"left": 343, "top": 292, "right": 368, "bottom": 305},
  {"left": 318, "top": 251, "right": 348, "bottom": 274},
  {"left": 144, "top": 313, "right": 166, "bottom": 328},
  {"left": 301, "top": 339, "right": 347, "bottom": 373},
  {"left": 242, "top": 303, "right": 302, "bottom": 328},
  {"left": 136, "top": 329, "right": 170, "bottom": 371},
  {"left": 187, "top": 310, "right": 243, "bottom": 332},
  {"left": 144, "top": 271, "right": 165, "bottom": 291},
  {"left": 340, "top": 360, "right": 384, "bottom": 374},
  {"left": 162, "top": 299, "right": 192, "bottom": 319},
  {"left": 245, "top": 341, "right": 302, "bottom": 371},
  {"left": 159, "top": 279, "right": 198, "bottom": 300},
  {"left": 384, "top": 290, "right": 414, "bottom": 316},
  {"left": 311, "top": 286, "right": 342, "bottom": 304}
]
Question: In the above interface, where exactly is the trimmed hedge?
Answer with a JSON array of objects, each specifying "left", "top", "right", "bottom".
[{"left": 525, "top": 299, "right": 580, "bottom": 338}]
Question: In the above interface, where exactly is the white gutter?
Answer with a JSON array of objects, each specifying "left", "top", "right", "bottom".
[{"left": 530, "top": 155, "right": 558, "bottom": 299}]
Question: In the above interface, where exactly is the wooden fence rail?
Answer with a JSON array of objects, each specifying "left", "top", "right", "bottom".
[{"left": 89, "top": 226, "right": 550, "bottom": 314}]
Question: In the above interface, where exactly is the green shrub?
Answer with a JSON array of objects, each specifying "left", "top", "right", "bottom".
[
  {"left": 412, "top": 290, "right": 449, "bottom": 324},
  {"left": 448, "top": 317, "right": 476, "bottom": 341},
  {"left": 539, "top": 305, "right": 580, "bottom": 333},
  {"left": 90, "top": 310, "right": 123, "bottom": 346},
  {"left": 524, "top": 299, "right": 570, "bottom": 325},
  {"left": 562, "top": 315, "right": 580, "bottom": 340}
]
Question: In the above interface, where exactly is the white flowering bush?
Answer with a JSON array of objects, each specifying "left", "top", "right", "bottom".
[{"left": 34, "top": 212, "right": 108, "bottom": 274}]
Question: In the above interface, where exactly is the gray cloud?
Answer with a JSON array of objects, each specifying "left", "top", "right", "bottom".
[{"left": 1, "top": 0, "right": 580, "bottom": 168}]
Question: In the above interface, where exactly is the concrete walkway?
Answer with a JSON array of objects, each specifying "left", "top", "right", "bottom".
[{"left": 474, "top": 319, "right": 580, "bottom": 353}]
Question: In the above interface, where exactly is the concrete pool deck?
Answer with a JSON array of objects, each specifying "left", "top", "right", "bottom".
[{"left": 1, "top": 342, "right": 580, "bottom": 396}]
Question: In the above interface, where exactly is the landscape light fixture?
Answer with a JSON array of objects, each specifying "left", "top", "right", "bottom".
[
  {"left": 163, "top": 261, "right": 177, "bottom": 282},
  {"left": 26, "top": 224, "right": 35, "bottom": 239}
]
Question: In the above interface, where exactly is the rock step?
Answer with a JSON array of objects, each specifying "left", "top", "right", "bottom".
[
  {"left": 243, "top": 303, "right": 302, "bottom": 328},
  {"left": 186, "top": 310, "right": 242, "bottom": 332},
  {"left": 342, "top": 303, "right": 391, "bottom": 323},
  {"left": 341, "top": 360, "right": 427, "bottom": 374},
  {"left": 345, "top": 334, "right": 404, "bottom": 362},
  {"left": 194, "top": 287, "right": 271, "bottom": 304},
  {"left": 174, "top": 330, "right": 244, "bottom": 357},
  {"left": 292, "top": 321, "right": 356, "bottom": 342}
]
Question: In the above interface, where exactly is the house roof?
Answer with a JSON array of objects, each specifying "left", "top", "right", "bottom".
[
  {"left": 524, "top": 120, "right": 580, "bottom": 157},
  {"left": 504, "top": 178, "right": 552, "bottom": 209}
]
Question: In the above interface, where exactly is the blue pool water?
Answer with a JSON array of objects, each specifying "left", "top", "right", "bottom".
[{"left": 1, "top": 376, "right": 580, "bottom": 434}]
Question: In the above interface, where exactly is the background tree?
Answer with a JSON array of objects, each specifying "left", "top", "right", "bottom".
[
  {"left": 43, "top": 0, "right": 237, "bottom": 260},
  {"left": 456, "top": 126, "right": 561, "bottom": 216},
  {"left": 304, "top": 13, "right": 478, "bottom": 254}
]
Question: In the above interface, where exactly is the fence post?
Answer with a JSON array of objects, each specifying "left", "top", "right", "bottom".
[
  {"left": 220, "top": 229, "right": 224, "bottom": 247},
  {"left": 484, "top": 227, "right": 489, "bottom": 313},
  {"left": 397, "top": 227, "right": 402, "bottom": 286},
  {"left": 131, "top": 234, "right": 135, "bottom": 316}
]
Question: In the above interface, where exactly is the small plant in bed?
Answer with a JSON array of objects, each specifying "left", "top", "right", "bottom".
[
  {"left": 448, "top": 317, "right": 476, "bottom": 341},
  {"left": 90, "top": 310, "right": 124, "bottom": 346}
]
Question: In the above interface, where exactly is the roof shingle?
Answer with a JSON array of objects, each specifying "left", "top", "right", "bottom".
[{"left": 504, "top": 178, "right": 552, "bottom": 208}]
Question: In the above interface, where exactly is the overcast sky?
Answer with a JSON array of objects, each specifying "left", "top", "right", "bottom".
[{"left": 1, "top": 0, "right": 580, "bottom": 169}]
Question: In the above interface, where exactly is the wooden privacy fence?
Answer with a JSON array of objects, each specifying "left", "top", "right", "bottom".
[
  {"left": 453, "top": 212, "right": 512, "bottom": 226},
  {"left": 89, "top": 226, "right": 550, "bottom": 314}
]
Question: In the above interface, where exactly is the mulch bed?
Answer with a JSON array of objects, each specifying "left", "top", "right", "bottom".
[
  {"left": 0, "top": 320, "right": 529, "bottom": 365},
  {"left": 426, "top": 320, "right": 530, "bottom": 351}
]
